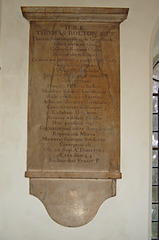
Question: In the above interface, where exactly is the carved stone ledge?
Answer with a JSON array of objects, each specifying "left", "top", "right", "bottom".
[
  {"left": 25, "top": 170, "right": 122, "bottom": 179},
  {"left": 21, "top": 7, "right": 128, "bottom": 23}
]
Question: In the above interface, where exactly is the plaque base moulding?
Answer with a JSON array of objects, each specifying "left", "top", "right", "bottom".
[{"left": 21, "top": 7, "right": 128, "bottom": 227}]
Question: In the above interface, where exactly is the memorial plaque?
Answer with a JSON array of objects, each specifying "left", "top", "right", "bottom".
[{"left": 21, "top": 7, "right": 128, "bottom": 227}]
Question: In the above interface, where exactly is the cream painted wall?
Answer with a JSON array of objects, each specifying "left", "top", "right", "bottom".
[
  {"left": 153, "top": 28, "right": 159, "bottom": 64},
  {"left": 1, "top": 0, "right": 159, "bottom": 239}
]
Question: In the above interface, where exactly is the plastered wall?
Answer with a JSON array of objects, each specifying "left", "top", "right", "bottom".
[
  {"left": 153, "top": 28, "right": 159, "bottom": 64},
  {"left": 1, "top": 0, "right": 159, "bottom": 239}
]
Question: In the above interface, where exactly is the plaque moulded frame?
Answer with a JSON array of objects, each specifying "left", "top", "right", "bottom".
[{"left": 21, "top": 7, "right": 128, "bottom": 227}]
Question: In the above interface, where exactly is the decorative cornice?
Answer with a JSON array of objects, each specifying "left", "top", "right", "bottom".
[{"left": 21, "top": 7, "right": 129, "bottom": 23}]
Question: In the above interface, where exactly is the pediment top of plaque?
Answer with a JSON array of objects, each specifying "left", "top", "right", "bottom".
[{"left": 21, "top": 6, "right": 129, "bottom": 23}]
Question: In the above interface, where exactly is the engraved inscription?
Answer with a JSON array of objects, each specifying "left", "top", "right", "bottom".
[{"left": 28, "top": 22, "right": 120, "bottom": 172}]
